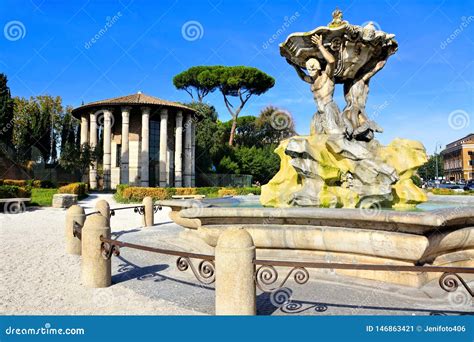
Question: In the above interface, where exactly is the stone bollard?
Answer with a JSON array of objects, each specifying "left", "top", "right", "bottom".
[
  {"left": 81, "top": 213, "right": 111, "bottom": 288},
  {"left": 65, "top": 205, "right": 85, "bottom": 255},
  {"left": 95, "top": 199, "right": 111, "bottom": 222},
  {"left": 215, "top": 228, "right": 256, "bottom": 315},
  {"left": 143, "top": 196, "right": 154, "bottom": 227}
]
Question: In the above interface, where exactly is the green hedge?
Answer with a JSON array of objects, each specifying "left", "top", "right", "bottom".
[
  {"left": 114, "top": 185, "right": 261, "bottom": 203},
  {"left": 0, "top": 185, "right": 32, "bottom": 199},
  {"left": 0, "top": 179, "right": 56, "bottom": 188},
  {"left": 58, "top": 182, "right": 88, "bottom": 196}
]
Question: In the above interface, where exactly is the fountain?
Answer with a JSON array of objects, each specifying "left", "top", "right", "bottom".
[
  {"left": 159, "top": 10, "right": 474, "bottom": 288},
  {"left": 261, "top": 8, "right": 426, "bottom": 210}
]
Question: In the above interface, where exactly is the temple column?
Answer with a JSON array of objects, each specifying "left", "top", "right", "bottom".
[
  {"left": 80, "top": 115, "right": 89, "bottom": 183},
  {"left": 191, "top": 119, "right": 196, "bottom": 187},
  {"left": 159, "top": 109, "right": 168, "bottom": 187},
  {"left": 103, "top": 109, "right": 112, "bottom": 190},
  {"left": 140, "top": 107, "right": 150, "bottom": 187},
  {"left": 120, "top": 106, "right": 131, "bottom": 184},
  {"left": 184, "top": 113, "right": 193, "bottom": 187},
  {"left": 89, "top": 112, "right": 98, "bottom": 189},
  {"left": 174, "top": 111, "right": 183, "bottom": 187},
  {"left": 80, "top": 115, "right": 89, "bottom": 146}
]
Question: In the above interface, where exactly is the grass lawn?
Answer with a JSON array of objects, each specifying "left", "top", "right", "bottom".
[{"left": 30, "top": 188, "right": 58, "bottom": 206}]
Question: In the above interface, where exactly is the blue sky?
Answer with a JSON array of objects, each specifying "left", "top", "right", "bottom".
[{"left": 0, "top": 0, "right": 472, "bottom": 154}]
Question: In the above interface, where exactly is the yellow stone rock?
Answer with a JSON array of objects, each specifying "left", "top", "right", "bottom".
[
  {"left": 261, "top": 135, "right": 428, "bottom": 208},
  {"left": 378, "top": 138, "right": 428, "bottom": 208},
  {"left": 260, "top": 139, "right": 301, "bottom": 207}
]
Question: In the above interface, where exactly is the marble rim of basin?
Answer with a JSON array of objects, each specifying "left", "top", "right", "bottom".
[
  {"left": 176, "top": 206, "right": 474, "bottom": 235},
  {"left": 195, "top": 224, "right": 429, "bottom": 262},
  {"left": 159, "top": 200, "right": 474, "bottom": 287}
]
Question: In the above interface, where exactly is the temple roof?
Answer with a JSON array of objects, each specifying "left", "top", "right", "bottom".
[{"left": 72, "top": 92, "right": 194, "bottom": 118}]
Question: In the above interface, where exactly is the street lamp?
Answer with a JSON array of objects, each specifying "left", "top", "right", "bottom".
[{"left": 434, "top": 141, "right": 443, "bottom": 181}]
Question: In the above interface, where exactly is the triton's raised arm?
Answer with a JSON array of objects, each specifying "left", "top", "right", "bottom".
[
  {"left": 311, "top": 34, "right": 335, "bottom": 77},
  {"left": 286, "top": 58, "right": 313, "bottom": 83}
]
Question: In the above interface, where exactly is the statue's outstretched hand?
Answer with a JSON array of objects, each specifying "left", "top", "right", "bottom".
[{"left": 311, "top": 34, "right": 322, "bottom": 46}]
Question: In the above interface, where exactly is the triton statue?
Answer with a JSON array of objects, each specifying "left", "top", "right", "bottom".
[{"left": 261, "top": 9, "right": 428, "bottom": 209}]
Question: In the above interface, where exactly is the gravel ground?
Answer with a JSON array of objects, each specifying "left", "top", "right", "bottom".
[
  {"left": 0, "top": 194, "right": 201, "bottom": 315},
  {"left": 0, "top": 193, "right": 472, "bottom": 316}
]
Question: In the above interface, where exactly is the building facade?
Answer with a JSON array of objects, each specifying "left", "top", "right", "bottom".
[
  {"left": 441, "top": 133, "right": 474, "bottom": 181},
  {"left": 72, "top": 93, "right": 196, "bottom": 190}
]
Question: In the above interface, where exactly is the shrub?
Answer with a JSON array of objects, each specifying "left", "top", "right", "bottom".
[
  {"left": 58, "top": 182, "right": 87, "bottom": 196},
  {"left": 0, "top": 185, "right": 31, "bottom": 198},
  {"left": 235, "top": 187, "right": 261, "bottom": 195},
  {"left": 175, "top": 187, "right": 197, "bottom": 196},
  {"left": 122, "top": 187, "right": 169, "bottom": 201},
  {"left": 116, "top": 184, "right": 129, "bottom": 197},
  {"left": 196, "top": 187, "right": 220, "bottom": 196},
  {"left": 3, "top": 179, "right": 27, "bottom": 187},
  {"left": 114, "top": 186, "right": 263, "bottom": 203},
  {"left": 429, "top": 188, "right": 474, "bottom": 196},
  {"left": 218, "top": 188, "right": 238, "bottom": 197}
]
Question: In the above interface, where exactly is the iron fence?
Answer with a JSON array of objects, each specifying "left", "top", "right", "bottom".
[{"left": 254, "top": 259, "right": 474, "bottom": 297}]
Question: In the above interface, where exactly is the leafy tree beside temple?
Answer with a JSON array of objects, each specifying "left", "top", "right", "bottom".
[{"left": 174, "top": 66, "right": 275, "bottom": 146}]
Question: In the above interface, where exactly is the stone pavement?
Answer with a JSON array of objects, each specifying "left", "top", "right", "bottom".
[
  {"left": 114, "top": 222, "right": 473, "bottom": 316},
  {"left": 2, "top": 193, "right": 472, "bottom": 315}
]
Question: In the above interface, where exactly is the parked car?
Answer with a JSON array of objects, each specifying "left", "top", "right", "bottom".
[
  {"left": 464, "top": 180, "right": 474, "bottom": 191},
  {"left": 438, "top": 183, "right": 465, "bottom": 192}
]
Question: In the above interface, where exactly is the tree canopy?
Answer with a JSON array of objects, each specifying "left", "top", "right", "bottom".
[
  {"left": 174, "top": 66, "right": 275, "bottom": 146},
  {"left": 0, "top": 74, "right": 14, "bottom": 148},
  {"left": 12, "top": 95, "right": 71, "bottom": 164},
  {"left": 173, "top": 66, "right": 218, "bottom": 102},
  {"left": 187, "top": 102, "right": 295, "bottom": 185},
  {"left": 418, "top": 154, "right": 444, "bottom": 180}
]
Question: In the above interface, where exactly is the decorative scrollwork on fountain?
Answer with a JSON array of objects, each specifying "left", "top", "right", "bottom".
[
  {"left": 134, "top": 206, "right": 145, "bottom": 215},
  {"left": 101, "top": 241, "right": 121, "bottom": 260},
  {"left": 153, "top": 205, "right": 162, "bottom": 213},
  {"left": 439, "top": 272, "right": 474, "bottom": 297},
  {"left": 255, "top": 265, "right": 310, "bottom": 292},
  {"left": 176, "top": 257, "right": 216, "bottom": 285}
]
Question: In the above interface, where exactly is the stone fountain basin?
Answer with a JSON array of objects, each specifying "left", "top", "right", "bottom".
[{"left": 157, "top": 200, "right": 474, "bottom": 287}]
